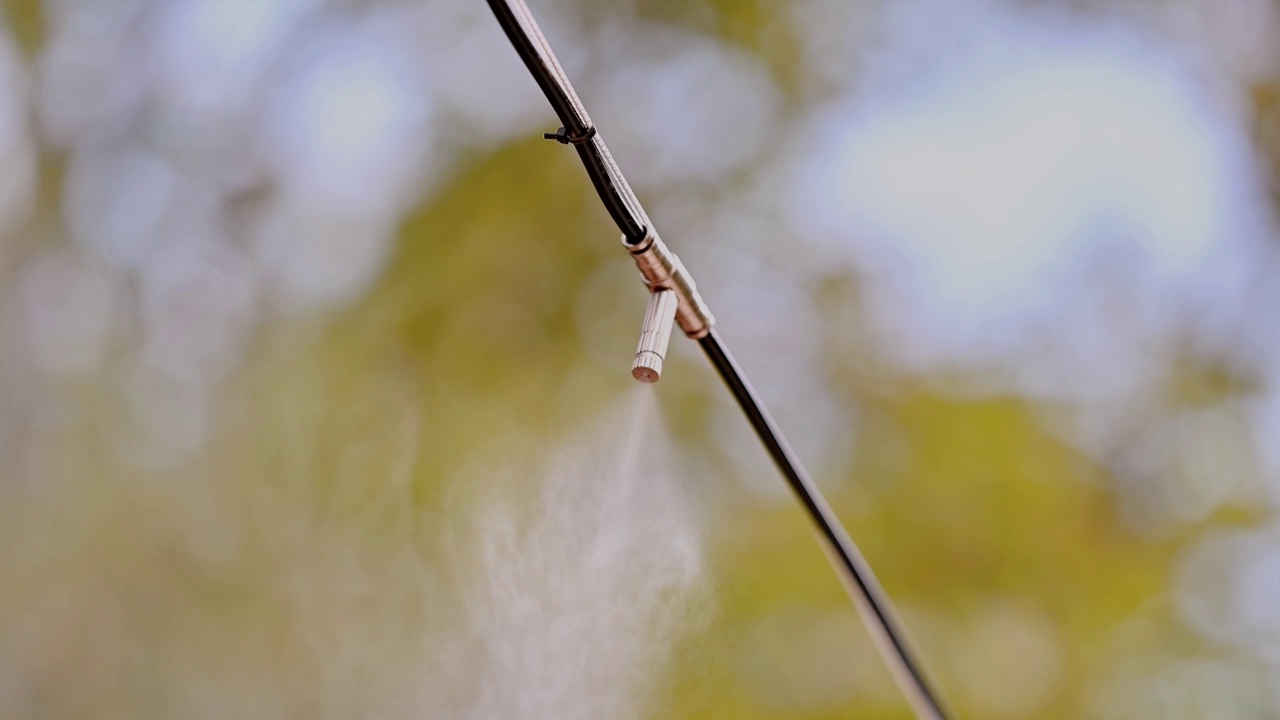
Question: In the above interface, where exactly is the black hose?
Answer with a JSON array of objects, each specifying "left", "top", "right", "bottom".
[
  {"left": 700, "top": 330, "right": 951, "bottom": 719},
  {"left": 484, "top": 1, "right": 954, "bottom": 716},
  {"left": 485, "top": 0, "right": 649, "bottom": 243}
]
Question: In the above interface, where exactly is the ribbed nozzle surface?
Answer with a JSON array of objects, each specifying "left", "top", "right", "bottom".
[{"left": 631, "top": 290, "right": 678, "bottom": 383}]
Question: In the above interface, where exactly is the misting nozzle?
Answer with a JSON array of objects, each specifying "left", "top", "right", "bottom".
[{"left": 632, "top": 289, "right": 678, "bottom": 383}]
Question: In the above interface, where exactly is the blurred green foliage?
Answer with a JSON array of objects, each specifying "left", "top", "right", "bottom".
[{"left": 2, "top": 0, "right": 1272, "bottom": 718}]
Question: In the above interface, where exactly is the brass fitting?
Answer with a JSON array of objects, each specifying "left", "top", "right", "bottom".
[{"left": 625, "top": 231, "right": 714, "bottom": 341}]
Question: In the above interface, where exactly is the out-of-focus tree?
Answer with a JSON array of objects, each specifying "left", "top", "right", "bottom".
[{"left": 2, "top": 0, "right": 1280, "bottom": 718}]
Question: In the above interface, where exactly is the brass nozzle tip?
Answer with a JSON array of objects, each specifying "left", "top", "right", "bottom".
[{"left": 632, "top": 351, "right": 664, "bottom": 382}]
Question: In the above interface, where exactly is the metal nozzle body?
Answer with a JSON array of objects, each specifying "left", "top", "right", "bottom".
[
  {"left": 625, "top": 231, "right": 714, "bottom": 340},
  {"left": 632, "top": 289, "right": 678, "bottom": 382}
]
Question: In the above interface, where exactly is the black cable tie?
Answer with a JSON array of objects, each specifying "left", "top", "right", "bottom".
[{"left": 542, "top": 125, "right": 597, "bottom": 145}]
